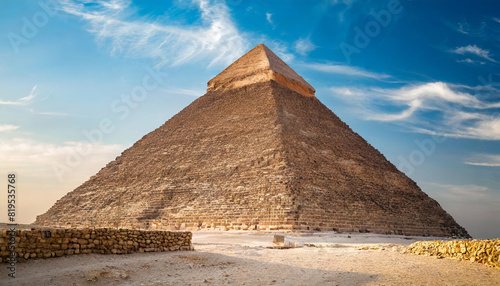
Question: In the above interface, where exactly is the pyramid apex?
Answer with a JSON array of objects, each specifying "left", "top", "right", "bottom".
[{"left": 208, "top": 44, "right": 315, "bottom": 97}]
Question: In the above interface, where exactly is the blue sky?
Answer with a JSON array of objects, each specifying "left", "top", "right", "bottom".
[{"left": 1, "top": 0, "right": 499, "bottom": 238}]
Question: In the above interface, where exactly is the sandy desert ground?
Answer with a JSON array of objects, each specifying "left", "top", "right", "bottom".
[{"left": 1, "top": 230, "right": 499, "bottom": 285}]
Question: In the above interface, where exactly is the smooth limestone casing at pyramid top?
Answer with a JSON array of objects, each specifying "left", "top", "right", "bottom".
[{"left": 35, "top": 44, "right": 470, "bottom": 238}]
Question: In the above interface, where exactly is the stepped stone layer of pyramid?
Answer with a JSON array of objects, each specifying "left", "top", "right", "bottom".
[{"left": 36, "top": 44, "right": 470, "bottom": 238}]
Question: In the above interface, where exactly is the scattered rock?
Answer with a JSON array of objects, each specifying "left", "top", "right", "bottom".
[{"left": 405, "top": 239, "right": 500, "bottom": 269}]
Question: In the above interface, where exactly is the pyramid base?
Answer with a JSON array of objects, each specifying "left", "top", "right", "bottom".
[{"left": 39, "top": 218, "right": 469, "bottom": 238}]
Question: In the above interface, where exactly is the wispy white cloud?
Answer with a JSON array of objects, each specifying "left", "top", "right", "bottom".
[
  {"left": 0, "top": 138, "right": 124, "bottom": 179},
  {"left": 35, "top": 111, "right": 70, "bottom": 116},
  {"left": 460, "top": 117, "right": 500, "bottom": 140},
  {"left": 457, "top": 22, "right": 469, "bottom": 34},
  {"left": 424, "top": 183, "right": 500, "bottom": 209},
  {"left": 429, "top": 182, "right": 500, "bottom": 209},
  {"left": 335, "top": 82, "right": 500, "bottom": 112},
  {"left": 265, "top": 40, "right": 295, "bottom": 63},
  {"left": 169, "top": 88, "right": 205, "bottom": 97},
  {"left": 0, "top": 124, "right": 20, "bottom": 132},
  {"left": 451, "top": 45, "right": 497, "bottom": 63},
  {"left": 20, "top": 85, "right": 38, "bottom": 102},
  {"left": 432, "top": 183, "right": 492, "bottom": 197},
  {"left": 414, "top": 114, "right": 500, "bottom": 141},
  {"left": 493, "top": 18, "right": 500, "bottom": 24},
  {"left": 59, "top": 0, "right": 248, "bottom": 67},
  {"left": 26, "top": 107, "right": 69, "bottom": 117},
  {"left": 0, "top": 85, "right": 37, "bottom": 105},
  {"left": 465, "top": 154, "right": 500, "bottom": 167},
  {"left": 265, "top": 12, "right": 273, "bottom": 26},
  {"left": 429, "top": 182, "right": 500, "bottom": 211},
  {"left": 458, "top": 58, "right": 485, "bottom": 65},
  {"left": 294, "top": 37, "right": 316, "bottom": 56},
  {"left": 1, "top": 85, "right": 69, "bottom": 117},
  {"left": 303, "top": 63, "right": 389, "bottom": 79},
  {"left": 330, "top": 81, "right": 500, "bottom": 140}
]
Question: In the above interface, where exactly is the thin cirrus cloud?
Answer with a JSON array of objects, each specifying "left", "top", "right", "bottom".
[
  {"left": 302, "top": 63, "right": 389, "bottom": 79},
  {"left": 465, "top": 154, "right": 500, "bottom": 167},
  {"left": 432, "top": 183, "right": 493, "bottom": 198},
  {"left": 0, "top": 124, "right": 20, "bottom": 132},
  {"left": 34, "top": 111, "right": 70, "bottom": 116},
  {"left": 265, "top": 12, "right": 274, "bottom": 27},
  {"left": 414, "top": 116, "right": 500, "bottom": 141},
  {"left": 0, "top": 138, "right": 124, "bottom": 180},
  {"left": 294, "top": 37, "right": 316, "bottom": 56},
  {"left": 451, "top": 45, "right": 497, "bottom": 63},
  {"left": 429, "top": 183, "right": 500, "bottom": 210},
  {"left": 0, "top": 85, "right": 36, "bottom": 133},
  {"left": 457, "top": 22, "right": 469, "bottom": 34},
  {"left": 459, "top": 58, "right": 485, "bottom": 65},
  {"left": 0, "top": 85, "right": 37, "bottom": 105},
  {"left": 331, "top": 81, "right": 500, "bottom": 140},
  {"left": 169, "top": 88, "right": 206, "bottom": 97},
  {"left": 59, "top": 0, "right": 248, "bottom": 67},
  {"left": 1, "top": 85, "right": 68, "bottom": 116}
]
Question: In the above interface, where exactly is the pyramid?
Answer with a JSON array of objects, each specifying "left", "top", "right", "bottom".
[{"left": 36, "top": 44, "right": 470, "bottom": 238}]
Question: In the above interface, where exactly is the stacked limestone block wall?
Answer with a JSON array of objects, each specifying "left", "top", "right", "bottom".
[
  {"left": 0, "top": 228, "right": 192, "bottom": 263},
  {"left": 406, "top": 239, "right": 500, "bottom": 269}
]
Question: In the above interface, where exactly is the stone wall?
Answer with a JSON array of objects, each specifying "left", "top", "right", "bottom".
[
  {"left": 0, "top": 228, "right": 192, "bottom": 263},
  {"left": 405, "top": 239, "right": 500, "bottom": 269}
]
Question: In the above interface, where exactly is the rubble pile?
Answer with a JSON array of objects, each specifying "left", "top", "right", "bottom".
[{"left": 406, "top": 239, "right": 500, "bottom": 269}]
